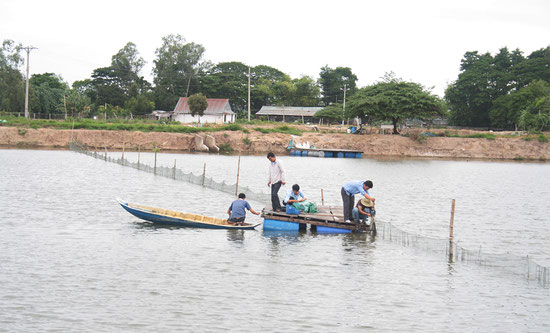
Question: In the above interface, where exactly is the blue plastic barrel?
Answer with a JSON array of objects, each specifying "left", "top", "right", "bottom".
[
  {"left": 301, "top": 151, "right": 308, "bottom": 157},
  {"left": 356, "top": 153, "right": 362, "bottom": 158},
  {"left": 324, "top": 152, "right": 333, "bottom": 158},
  {"left": 337, "top": 152, "right": 344, "bottom": 158},
  {"left": 345, "top": 152, "right": 355, "bottom": 158}
]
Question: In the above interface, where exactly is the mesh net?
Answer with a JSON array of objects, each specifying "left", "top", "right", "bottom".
[
  {"left": 70, "top": 141, "right": 271, "bottom": 203},
  {"left": 377, "top": 221, "right": 549, "bottom": 287},
  {"left": 70, "top": 141, "right": 549, "bottom": 287}
]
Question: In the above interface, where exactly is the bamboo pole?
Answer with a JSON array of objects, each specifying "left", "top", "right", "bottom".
[
  {"left": 449, "top": 199, "right": 456, "bottom": 260},
  {"left": 202, "top": 162, "right": 206, "bottom": 186},
  {"left": 154, "top": 149, "right": 157, "bottom": 174},
  {"left": 121, "top": 142, "right": 125, "bottom": 165},
  {"left": 104, "top": 146, "right": 107, "bottom": 161},
  {"left": 235, "top": 153, "right": 241, "bottom": 195},
  {"left": 173, "top": 159, "right": 177, "bottom": 179},
  {"left": 137, "top": 145, "right": 141, "bottom": 168},
  {"left": 321, "top": 189, "right": 325, "bottom": 206}
]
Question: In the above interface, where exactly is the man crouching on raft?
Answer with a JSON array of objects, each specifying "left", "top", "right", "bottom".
[{"left": 341, "top": 180, "right": 374, "bottom": 223}]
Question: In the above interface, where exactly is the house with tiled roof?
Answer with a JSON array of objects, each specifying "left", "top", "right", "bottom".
[{"left": 172, "top": 97, "right": 235, "bottom": 124}]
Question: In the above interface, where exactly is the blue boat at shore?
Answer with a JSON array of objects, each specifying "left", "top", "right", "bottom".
[{"left": 117, "top": 198, "right": 261, "bottom": 230}]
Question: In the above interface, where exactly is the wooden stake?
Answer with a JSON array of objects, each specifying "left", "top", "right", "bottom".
[
  {"left": 154, "top": 150, "right": 157, "bottom": 174},
  {"left": 121, "top": 142, "right": 125, "bottom": 165},
  {"left": 104, "top": 146, "right": 107, "bottom": 161},
  {"left": 450, "top": 199, "right": 455, "bottom": 240},
  {"left": 449, "top": 199, "right": 456, "bottom": 260},
  {"left": 235, "top": 153, "right": 241, "bottom": 195},
  {"left": 321, "top": 189, "right": 325, "bottom": 206},
  {"left": 202, "top": 162, "right": 206, "bottom": 186},
  {"left": 173, "top": 159, "right": 177, "bottom": 179}
]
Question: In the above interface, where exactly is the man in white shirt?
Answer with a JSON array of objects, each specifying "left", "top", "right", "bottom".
[{"left": 267, "top": 152, "right": 286, "bottom": 211}]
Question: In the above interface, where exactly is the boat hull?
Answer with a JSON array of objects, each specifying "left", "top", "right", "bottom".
[{"left": 118, "top": 199, "right": 260, "bottom": 230}]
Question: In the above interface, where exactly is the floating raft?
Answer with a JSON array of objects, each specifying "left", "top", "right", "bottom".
[
  {"left": 262, "top": 205, "right": 375, "bottom": 234},
  {"left": 289, "top": 147, "right": 363, "bottom": 158}
]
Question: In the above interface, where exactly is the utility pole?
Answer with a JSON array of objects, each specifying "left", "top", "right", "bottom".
[
  {"left": 22, "top": 46, "right": 38, "bottom": 119},
  {"left": 342, "top": 84, "right": 347, "bottom": 126},
  {"left": 247, "top": 67, "right": 251, "bottom": 122}
]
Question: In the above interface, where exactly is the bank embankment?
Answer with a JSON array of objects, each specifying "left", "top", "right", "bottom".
[{"left": 1, "top": 126, "right": 549, "bottom": 161}]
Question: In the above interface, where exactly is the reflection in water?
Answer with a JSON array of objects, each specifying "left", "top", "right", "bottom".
[{"left": 226, "top": 229, "right": 246, "bottom": 243}]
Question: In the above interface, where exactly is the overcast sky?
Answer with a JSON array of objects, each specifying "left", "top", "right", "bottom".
[{"left": 2, "top": 0, "right": 549, "bottom": 97}]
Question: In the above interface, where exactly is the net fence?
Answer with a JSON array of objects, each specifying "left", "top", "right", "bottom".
[
  {"left": 70, "top": 141, "right": 271, "bottom": 203},
  {"left": 377, "top": 221, "right": 549, "bottom": 287},
  {"left": 70, "top": 141, "right": 549, "bottom": 287}
]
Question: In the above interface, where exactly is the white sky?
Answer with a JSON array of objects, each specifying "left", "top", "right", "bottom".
[{"left": 2, "top": 0, "right": 549, "bottom": 97}]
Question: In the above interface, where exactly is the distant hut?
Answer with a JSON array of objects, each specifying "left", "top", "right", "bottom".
[
  {"left": 256, "top": 106, "right": 323, "bottom": 123},
  {"left": 172, "top": 98, "right": 235, "bottom": 124}
]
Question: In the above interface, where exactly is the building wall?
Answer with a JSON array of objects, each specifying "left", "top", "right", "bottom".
[{"left": 173, "top": 114, "right": 235, "bottom": 124}]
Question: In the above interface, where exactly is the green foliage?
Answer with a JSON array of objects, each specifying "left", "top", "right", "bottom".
[
  {"left": 319, "top": 66, "right": 358, "bottom": 106},
  {"left": 518, "top": 95, "right": 550, "bottom": 131},
  {"left": 314, "top": 104, "right": 343, "bottom": 123},
  {"left": 463, "top": 133, "right": 497, "bottom": 140},
  {"left": 218, "top": 143, "right": 233, "bottom": 153},
  {"left": 29, "top": 73, "right": 68, "bottom": 115},
  {"left": 242, "top": 137, "right": 251, "bottom": 145},
  {"left": 446, "top": 46, "right": 550, "bottom": 128},
  {"left": 124, "top": 95, "right": 154, "bottom": 117},
  {"left": 253, "top": 125, "right": 302, "bottom": 136},
  {"left": 187, "top": 93, "right": 208, "bottom": 117},
  {"left": 348, "top": 76, "right": 446, "bottom": 134},
  {"left": 0, "top": 40, "right": 25, "bottom": 113},
  {"left": 538, "top": 134, "right": 548, "bottom": 143},
  {"left": 0, "top": 115, "right": 248, "bottom": 134},
  {"left": 152, "top": 34, "right": 206, "bottom": 110},
  {"left": 17, "top": 128, "right": 27, "bottom": 136}
]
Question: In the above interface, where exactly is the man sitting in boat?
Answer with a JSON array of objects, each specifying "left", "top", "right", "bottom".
[
  {"left": 227, "top": 193, "right": 260, "bottom": 225},
  {"left": 353, "top": 197, "right": 375, "bottom": 225},
  {"left": 283, "top": 184, "right": 307, "bottom": 206}
]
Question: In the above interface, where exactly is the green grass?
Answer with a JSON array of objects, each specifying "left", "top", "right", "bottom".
[
  {"left": 253, "top": 125, "right": 303, "bottom": 136},
  {"left": 218, "top": 143, "right": 233, "bottom": 153},
  {"left": 0, "top": 116, "right": 245, "bottom": 134}
]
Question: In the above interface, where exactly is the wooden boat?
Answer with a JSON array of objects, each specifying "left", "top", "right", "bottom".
[{"left": 117, "top": 198, "right": 261, "bottom": 230}]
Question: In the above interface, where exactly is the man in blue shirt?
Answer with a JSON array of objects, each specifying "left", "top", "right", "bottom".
[
  {"left": 283, "top": 184, "right": 307, "bottom": 206},
  {"left": 227, "top": 193, "right": 260, "bottom": 225},
  {"left": 341, "top": 180, "right": 374, "bottom": 223}
]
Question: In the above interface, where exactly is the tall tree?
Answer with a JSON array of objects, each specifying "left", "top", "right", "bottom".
[
  {"left": 152, "top": 34, "right": 206, "bottom": 110},
  {"left": 446, "top": 46, "right": 550, "bottom": 128},
  {"left": 29, "top": 73, "right": 68, "bottom": 115},
  {"left": 348, "top": 76, "right": 446, "bottom": 134},
  {"left": 318, "top": 66, "right": 358, "bottom": 106},
  {"left": 445, "top": 51, "right": 494, "bottom": 127},
  {"left": 89, "top": 42, "right": 148, "bottom": 109},
  {"left": 0, "top": 40, "right": 25, "bottom": 113},
  {"left": 200, "top": 61, "right": 248, "bottom": 113},
  {"left": 292, "top": 75, "right": 321, "bottom": 107}
]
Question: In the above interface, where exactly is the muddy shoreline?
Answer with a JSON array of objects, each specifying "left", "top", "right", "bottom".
[{"left": 1, "top": 126, "right": 549, "bottom": 161}]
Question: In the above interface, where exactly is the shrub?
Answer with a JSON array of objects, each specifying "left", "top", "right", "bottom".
[
  {"left": 219, "top": 143, "right": 233, "bottom": 153},
  {"left": 538, "top": 134, "right": 548, "bottom": 143}
]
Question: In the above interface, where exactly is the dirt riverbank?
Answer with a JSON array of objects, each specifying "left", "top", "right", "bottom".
[{"left": 1, "top": 126, "right": 549, "bottom": 161}]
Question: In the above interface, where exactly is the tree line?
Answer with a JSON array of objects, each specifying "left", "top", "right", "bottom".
[
  {"left": 1, "top": 36, "right": 549, "bottom": 131},
  {"left": 0, "top": 35, "right": 354, "bottom": 119}
]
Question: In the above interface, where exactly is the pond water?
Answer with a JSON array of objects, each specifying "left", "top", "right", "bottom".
[{"left": 1, "top": 149, "right": 549, "bottom": 332}]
